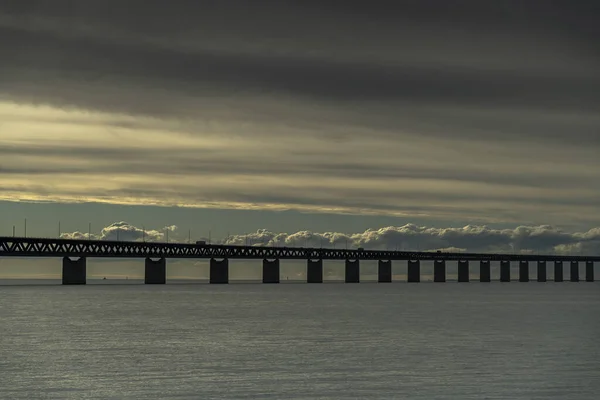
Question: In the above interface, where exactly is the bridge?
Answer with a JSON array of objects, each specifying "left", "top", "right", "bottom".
[{"left": 0, "top": 236, "right": 596, "bottom": 284}]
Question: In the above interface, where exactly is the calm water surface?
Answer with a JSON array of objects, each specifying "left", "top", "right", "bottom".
[{"left": 1, "top": 282, "right": 599, "bottom": 399}]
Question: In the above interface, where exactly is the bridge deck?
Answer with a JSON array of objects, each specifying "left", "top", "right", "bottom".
[{"left": 1, "top": 237, "right": 598, "bottom": 262}]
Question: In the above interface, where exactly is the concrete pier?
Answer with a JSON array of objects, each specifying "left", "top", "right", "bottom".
[
  {"left": 407, "top": 260, "right": 420, "bottom": 283},
  {"left": 7, "top": 235, "right": 600, "bottom": 287},
  {"left": 345, "top": 260, "right": 360, "bottom": 283},
  {"left": 519, "top": 261, "right": 529, "bottom": 282},
  {"left": 307, "top": 259, "right": 323, "bottom": 283},
  {"left": 144, "top": 258, "right": 166, "bottom": 284},
  {"left": 262, "top": 259, "right": 280, "bottom": 284},
  {"left": 570, "top": 261, "right": 579, "bottom": 282},
  {"left": 554, "top": 261, "right": 564, "bottom": 282},
  {"left": 537, "top": 261, "right": 547, "bottom": 282},
  {"left": 378, "top": 260, "right": 392, "bottom": 283},
  {"left": 480, "top": 261, "right": 491, "bottom": 282},
  {"left": 433, "top": 260, "right": 446, "bottom": 282},
  {"left": 210, "top": 258, "right": 229, "bottom": 284},
  {"left": 457, "top": 260, "right": 469, "bottom": 282},
  {"left": 500, "top": 261, "right": 511, "bottom": 282},
  {"left": 62, "top": 257, "right": 87, "bottom": 285},
  {"left": 586, "top": 261, "right": 594, "bottom": 282}
]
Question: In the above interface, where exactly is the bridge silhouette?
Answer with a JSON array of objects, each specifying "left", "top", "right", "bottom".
[{"left": 1, "top": 236, "right": 596, "bottom": 284}]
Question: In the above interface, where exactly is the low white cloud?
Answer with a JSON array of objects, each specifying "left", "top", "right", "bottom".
[
  {"left": 61, "top": 222, "right": 600, "bottom": 255},
  {"left": 60, "top": 221, "right": 175, "bottom": 242}
]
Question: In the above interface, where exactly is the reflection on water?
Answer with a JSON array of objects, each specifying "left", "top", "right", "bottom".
[{"left": 1, "top": 282, "right": 599, "bottom": 399}]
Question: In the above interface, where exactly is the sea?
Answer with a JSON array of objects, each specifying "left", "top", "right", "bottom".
[{"left": 1, "top": 281, "right": 599, "bottom": 399}]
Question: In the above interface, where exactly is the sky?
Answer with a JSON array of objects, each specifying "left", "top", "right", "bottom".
[{"left": 1, "top": 1, "right": 600, "bottom": 262}]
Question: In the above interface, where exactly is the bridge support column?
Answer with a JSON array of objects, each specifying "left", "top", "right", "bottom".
[
  {"left": 345, "top": 260, "right": 360, "bottom": 283},
  {"left": 554, "top": 261, "right": 564, "bottom": 282},
  {"left": 62, "top": 257, "right": 86, "bottom": 285},
  {"left": 479, "top": 261, "right": 491, "bottom": 282},
  {"left": 500, "top": 261, "right": 510, "bottom": 282},
  {"left": 262, "top": 259, "right": 280, "bottom": 283},
  {"left": 210, "top": 258, "right": 229, "bottom": 284},
  {"left": 433, "top": 260, "right": 446, "bottom": 282},
  {"left": 519, "top": 261, "right": 529, "bottom": 282},
  {"left": 570, "top": 261, "right": 579, "bottom": 282},
  {"left": 378, "top": 260, "right": 392, "bottom": 283},
  {"left": 586, "top": 261, "right": 594, "bottom": 282},
  {"left": 407, "top": 260, "right": 420, "bottom": 283},
  {"left": 307, "top": 259, "right": 323, "bottom": 283},
  {"left": 457, "top": 261, "right": 469, "bottom": 282},
  {"left": 144, "top": 258, "right": 166, "bottom": 284},
  {"left": 537, "top": 261, "right": 547, "bottom": 282}
]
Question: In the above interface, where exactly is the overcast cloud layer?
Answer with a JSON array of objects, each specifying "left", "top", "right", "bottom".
[{"left": 1, "top": 1, "right": 599, "bottom": 227}]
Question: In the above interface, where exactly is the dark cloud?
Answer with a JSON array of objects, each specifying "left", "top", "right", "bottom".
[
  {"left": 3, "top": 22, "right": 596, "bottom": 107},
  {"left": 0, "top": 142, "right": 597, "bottom": 189},
  {"left": 1, "top": 1, "right": 599, "bottom": 227},
  {"left": 1, "top": 2, "right": 598, "bottom": 121}
]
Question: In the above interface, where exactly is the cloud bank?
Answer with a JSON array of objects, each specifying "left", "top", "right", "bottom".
[
  {"left": 1, "top": 2, "right": 599, "bottom": 227},
  {"left": 60, "top": 222, "right": 600, "bottom": 256},
  {"left": 60, "top": 221, "right": 175, "bottom": 242}
]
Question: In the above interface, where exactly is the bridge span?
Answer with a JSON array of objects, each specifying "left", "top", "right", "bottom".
[{"left": 0, "top": 236, "right": 596, "bottom": 284}]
